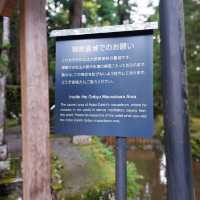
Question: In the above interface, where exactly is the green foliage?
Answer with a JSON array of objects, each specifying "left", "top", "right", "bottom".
[
  {"left": 47, "top": 0, "right": 118, "bottom": 28},
  {"left": 191, "top": 138, "right": 200, "bottom": 161},
  {"left": 127, "top": 161, "right": 142, "bottom": 199},
  {"left": 82, "top": 184, "right": 113, "bottom": 200},
  {"left": 48, "top": 37, "right": 56, "bottom": 82},
  {"left": 47, "top": 0, "right": 119, "bottom": 73},
  {"left": 54, "top": 137, "right": 142, "bottom": 199},
  {"left": 154, "top": 115, "right": 165, "bottom": 141},
  {"left": 5, "top": 119, "right": 17, "bottom": 128},
  {"left": 79, "top": 137, "right": 142, "bottom": 199},
  {"left": 188, "top": 85, "right": 200, "bottom": 116},
  {"left": 91, "top": 137, "right": 115, "bottom": 162},
  {"left": 5, "top": 85, "right": 55, "bottom": 120},
  {"left": 149, "top": 1, "right": 200, "bottom": 116},
  {"left": 79, "top": 137, "right": 116, "bottom": 187},
  {"left": 51, "top": 155, "right": 65, "bottom": 192},
  {"left": 0, "top": 57, "right": 8, "bottom": 76},
  {"left": 0, "top": 192, "right": 20, "bottom": 200},
  {"left": 155, "top": 115, "right": 200, "bottom": 161},
  {"left": 96, "top": 0, "right": 119, "bottom": 25},
  {"left": 47, "top": 0, "right": 70, "bottom": 30},
  {"left": 49, "top": 87, "right": 55, "bottom": 106},
  {"left": 83, "top": 0, "right": 101, "bottom": 26},
  {"left": 0, "top": 156, "right": 21, "bottom": 200},
  {"left": 0, "top": 44, "right": 10, "bottom": 77},
  {"left": 184, "top": 0, "right": 200, "bottom": 85},
  {"left": 183, "top": 0, "right": 200, "bottom": 116},
  {"left": 0, "top": 156, "right": 21, "bottom": 183},
  {"left": 148, "top": 8, "right": 162, "bottom": 114},
  {"left": 190, "top": 117, "right": 200, "bottom": 161},
  {"left": 6, "top": 85, "right": 21, "bottom": 118},
  {"left": 9, "top": 10, "right": 20, "bottom": 85}
]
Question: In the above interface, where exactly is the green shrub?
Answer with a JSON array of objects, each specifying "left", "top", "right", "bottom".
[
  {"left": 6, "top": 85, "right": 21, "bottom": 118},
  {"left": 191, "top": 138, "right": 200, "bottom": 161},
  {"left": 51, "top": 155, "right": 64, "bottom": 192},
  {"left": 79, "top": 137, "right": 142, "bottom": 200},
  {"left": 5, "top": 85, "right": 55, "bottom": 119}
]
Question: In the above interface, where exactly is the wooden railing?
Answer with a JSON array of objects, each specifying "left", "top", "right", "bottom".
[{"left": 103, "top": 136, "right": 154, "bottom": 145}]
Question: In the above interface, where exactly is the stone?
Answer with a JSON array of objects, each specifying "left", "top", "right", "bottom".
[
  {"left": 72, "top": 136, "right": 92, "bottom": 145},
  {"left": 0, "top": 159, "right": 10, "bottom": 171},
  {"left": 0, "top": 144, "right": 7, "bottom": 161}
]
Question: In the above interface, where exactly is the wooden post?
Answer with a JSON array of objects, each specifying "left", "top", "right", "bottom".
[
  {"left": 0, "top": 0, "right": 16, "bottom": 17},
  {"left": 20, "top": 0, "right": 52, "bottom": 199}
]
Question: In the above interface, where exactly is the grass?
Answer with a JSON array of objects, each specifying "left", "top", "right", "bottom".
[
  {"left": 79, "top": 137, "right": 115, "bottom": 184},
  {"left": 190, "top": 117, "right": 200, "bottom": 161},
  {"left": 190, "top": 117, "right": 200, "bottom": 137},
  {"left": 5, "top": 119, "right": 19, "bottom": 129},
  {"left": 78, "top": 137, "right": 142, "bottom": 200},
  {"left": 0, "top": 155, "right": 21, "bottom": 200},
  {"left": 52, "top": 137, "right": 142, "bottom": 200},
  {"left": 51, "top": 155, "right": 65, "bottom": 192}
]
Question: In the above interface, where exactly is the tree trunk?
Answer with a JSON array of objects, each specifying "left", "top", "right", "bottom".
[
  {"left": 118, "top": 0, "right": 130, "bottom": 24},
  {"left": 0, "top": 76, "right": 7, "bottom": 162},
  {"left": 0, "top": 76, "right": 6, "bottom": 146},
  {"left": 0, "top": 16, "right": 10, "bottom": 161},
  {"left": 10, "top": 8, "right": 21, "bottom": 85},
  {"left": 69, "top": 0, "right": 92, "bottom": 144},
  {"left": 2, "top": 16, "right": 10, "bottom": 50},
  {"left": 69, "top": 0, "right": 83, "bottom": 28}
]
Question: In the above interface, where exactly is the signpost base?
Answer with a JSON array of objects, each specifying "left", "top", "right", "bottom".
[{"left": 116, "top": 137, "right": 127, "bottom": 200}]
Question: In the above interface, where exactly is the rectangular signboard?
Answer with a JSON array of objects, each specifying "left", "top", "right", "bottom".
[{"left": 55, "top": 34, "right": 153, "bottom": 137}]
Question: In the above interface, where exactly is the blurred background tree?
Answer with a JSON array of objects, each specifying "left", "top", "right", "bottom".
[
  {"left": 0, "top": 0, "right": 199, "bottom": 122},
  {"left": 1, "top": 1, "right": 200, "bottom": 198},
  {"left": 184, "top": 0, "right": 200, "bottom": 115},
  {"left": 0, "top": 16, "right": 10, "bottom": 161}
]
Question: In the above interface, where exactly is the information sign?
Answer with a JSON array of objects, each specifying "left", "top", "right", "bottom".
[{"left": 55, "top": 33, "right": 153, "bottom": 137}]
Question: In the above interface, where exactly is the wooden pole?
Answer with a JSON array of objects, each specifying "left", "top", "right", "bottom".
[
  {"left": 0, "top": 0, "right": 16, "bottom": 17},
  {"left": 20, "top": 0, "right": 52, "bottom": 199}
]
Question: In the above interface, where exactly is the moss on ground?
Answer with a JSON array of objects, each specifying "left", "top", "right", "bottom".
[
  {"left": 51, "top": 155, "right": 65, "bottom": 193},
  {"left": 79, "top": 137, "right": 142, "bottom": 199},
  {"left": 53, "top": 137, "right": 142, "bottom": 200},
  {"left": 5, "top": 119, "right": 19, "bottom": 129},
  {"left": 0, "top": 156, "right": 21, "bottom": 200}
]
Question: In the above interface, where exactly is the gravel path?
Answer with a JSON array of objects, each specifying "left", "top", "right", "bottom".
[
  {"left": 51, "top": 137, "right": 93, "bottom": 194},
  {"left": 5, "top": 127, "right": 95, "bottom": 195}
]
